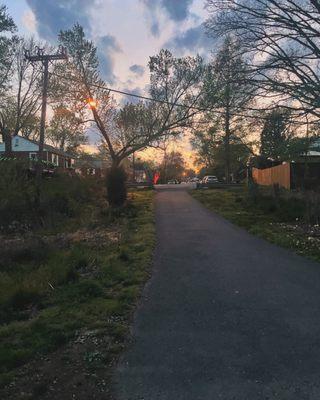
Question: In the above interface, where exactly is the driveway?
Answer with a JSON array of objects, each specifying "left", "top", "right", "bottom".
[{"left": 114, "top": 185, "right": 320, "bottom": 400}]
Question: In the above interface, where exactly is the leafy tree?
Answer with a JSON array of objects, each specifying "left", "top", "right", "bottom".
[
  {"left": 203, "top": 36, "right": 254, "bottom": 182},
  {"left": 159, "top": 151, "right": 185, "bottom": 183},
  {"left": 0, "top": 5, "right": 16, "bottom": 91},
  {"left": 57, "top": 25, "right": 206, "bottom": 205},
  {"left": 260, "top": 107, "right": 294, "bottom": 161},
  {"left": 19, "top": 114, "right": 40, "bottom": 140},
  {"left": 57, "top": 28, "right": 205, "bottom": 166},
  {"left": 184, "top": 168, "right": 196, "bottom": 179},
  {"left": 191, "top": 124, "right": 222, "bottom": 169},
  {"left": 192, "top": 125, "right": 252, "bottom": 181},
  {"left": 47, "top": 105, "right": 87, "bottom": 152}
]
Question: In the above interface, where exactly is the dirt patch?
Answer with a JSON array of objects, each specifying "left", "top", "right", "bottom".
[
  {"left": 0, "top": 325, "right": 124, "bottom": 400},
  {"left": 0, "top": 227, "right": 121, "bottom": 258},
  {"left": 66, "top": 228, "right": 121, "bottom": 248}
]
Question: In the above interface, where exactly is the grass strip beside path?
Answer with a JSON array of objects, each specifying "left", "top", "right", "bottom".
[
  {"left": 0, "top": 190, "right": 155, "bottom": 400},
  {"left": 191, "top": 188, "right": 320, "bottom": 263}
]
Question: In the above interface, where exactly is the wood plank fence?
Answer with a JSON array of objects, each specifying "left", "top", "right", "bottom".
[{"left": 252, "top": 163, "right": 291, "bottom": 190}]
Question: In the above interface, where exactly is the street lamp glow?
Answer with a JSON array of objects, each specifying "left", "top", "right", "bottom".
[{"left": 86, "top": 98, "right": 97, "bottom": 109}]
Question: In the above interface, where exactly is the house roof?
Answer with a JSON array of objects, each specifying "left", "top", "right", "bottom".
[{"left": 14, "top": 135, "right": 75, "bottom": 158}]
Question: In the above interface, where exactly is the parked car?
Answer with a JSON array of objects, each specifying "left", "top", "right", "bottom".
[
  {"left": 190, "top": 177, "right": 200, "bottom": 183},
  {"left": 167, "top": 179, "right": 179, "bottom": 184},
  {"left": 202, "top": 175, "right": 219, "bottom": 184}
]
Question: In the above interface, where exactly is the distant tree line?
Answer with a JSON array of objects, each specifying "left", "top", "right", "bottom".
[{"left": 1, "top": 1, "right": 320, "bottom": 205}]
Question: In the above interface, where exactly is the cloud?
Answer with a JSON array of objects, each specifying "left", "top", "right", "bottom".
[
  {"left": 161, "top": 0, "right": 194, "bottom": 21},
  {"left": 164, "top": 24, "right": 213, "bottom": 56},
  {"left": 121, "top": 87, "right": 144, "bottom": 105},
  {"left": 97, "top": 35, "right": 122, "bottom": 84},
  {"left": 141, "top": 0, "right": 194, "bottom": 36},
  {"left": 26, "top": 0, "right": 122, "bottom": 85},
  {"left": 25, "top": 0, "right": 97, "bottom": 41},
  {"left": 150, "top": 19, "right": 160, "bottom": 37},
  {"left": 22, "top": 10, "right": 37, "bottom": 33},
  {"left": 142, "top": 0, "right": 193, "bottom": 22},
  {"left": 129, "top": 64, "right": 145, "bottom": 77}
]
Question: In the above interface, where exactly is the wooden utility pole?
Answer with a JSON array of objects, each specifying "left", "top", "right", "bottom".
[
  {"left": 25, "top": 46, "right": 67, "bottom": 203},
  {"left": 132, "top": 151, "right": 136, "bottom": 182}
]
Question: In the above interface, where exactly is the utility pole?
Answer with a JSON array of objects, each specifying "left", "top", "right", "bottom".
[
  {"left": 132, "top": 151, "right": 136, "bottom": 182},
  {"left": 25, "top": 46, "right": 67, "bottom": 203}
]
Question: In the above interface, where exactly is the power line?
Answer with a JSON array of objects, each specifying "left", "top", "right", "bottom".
[
  {"left": 50, "top": 71, "right": 266, "bottom": 121},
  {"left": 50, "top": 71, "right": 319, "bottom": 126}
]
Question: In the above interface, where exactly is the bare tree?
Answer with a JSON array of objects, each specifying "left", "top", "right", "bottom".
[
  {"left": 205, "top": 0, "right": 320, "bottom": 119},
  {"left": 0, "top": 38, "right": 43, "bottom": 155}
]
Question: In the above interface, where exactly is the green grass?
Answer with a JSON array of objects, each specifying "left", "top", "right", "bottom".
[
  {"left": 191, "top": 187, "right": 320, "bottom": 263},
  {"left": 0, "top": 190, "right": 155, "bottom": 386}
]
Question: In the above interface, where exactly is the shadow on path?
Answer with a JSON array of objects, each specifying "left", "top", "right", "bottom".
[{"left": 114, "top": 186, "right": 320, "bottom": 400}]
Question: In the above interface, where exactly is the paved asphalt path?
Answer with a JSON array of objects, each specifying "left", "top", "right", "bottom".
[{"left": 114, "top": 185, "right": 320, "bottom": 400}]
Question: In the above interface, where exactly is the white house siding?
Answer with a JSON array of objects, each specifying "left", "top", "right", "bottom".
[{"left": 0, "top": 136, "right": 38, "bottom": 152}]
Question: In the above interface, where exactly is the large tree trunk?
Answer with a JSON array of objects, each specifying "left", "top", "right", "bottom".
[
  {"left": 3, "top": 130, "right": 12, "bottom": 157},
  {"left": 106, "top": 158, "right": 127, "bottom": 207},
  {"left": 224, "top": 108, "right": 231, "bottom": 184}
]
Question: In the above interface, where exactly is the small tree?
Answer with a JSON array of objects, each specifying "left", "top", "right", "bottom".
[
  {"left": 159, "top": 151, "right": 185, "bottom": 183},
  {"left": 203, "top": 36, "right": 254, "bottom": 182},
  {"left": 192, "top": 125, "right": 252, "bottom": 181},
  {"left": 260, "top": 107, "right": 294, "bottom": 161},
  {"left": 47, "top": 104, "right": 87, "bottom": 152}
]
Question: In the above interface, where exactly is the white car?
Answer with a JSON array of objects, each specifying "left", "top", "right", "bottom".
[
  {"left": 190, "top": 177, "right": 200, "bottom": 183},
  {"left": 202, "top": 175, "right": 219, "bottom": 184}
]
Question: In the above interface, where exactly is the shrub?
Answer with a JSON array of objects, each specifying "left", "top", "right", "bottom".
[
  {"left": 41, "top": 174, "right": 94, "bottom": 218},
  {"left": 247, "top": 181, "right": 260, "bottom": 204},
  {"left": 245, "top": 184, "right": 306, "bottom": 222},
  {"left": 0, "top": 166, "right": 98, "bottom": 231},
  {"left": 106, "top": 166, "right": 127, "bottom": 207},
  {"left": 304, "top": 191, "right": 320, "bottom": 224},
  {"left": 0, "top": 160, "right": 36, "bottom": 228}
]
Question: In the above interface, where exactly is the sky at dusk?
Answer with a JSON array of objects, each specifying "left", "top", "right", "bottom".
[{"left": 3, "top": 0, "right": 214, "bottom": 165}]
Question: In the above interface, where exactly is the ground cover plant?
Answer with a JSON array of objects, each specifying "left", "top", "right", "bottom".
[
  {"left": 191, "top": 186, "right": 320, "bottom": 263},
  {"left": 0, "top": 188, "right": 155, "bottom": 400}
]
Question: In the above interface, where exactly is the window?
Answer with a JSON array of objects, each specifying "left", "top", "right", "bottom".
[
  {"left": 14, "top": 138, "right": 19, "bottom": 147},
  {"left": 29, "top": 152, "right": 38, "bottom": 160},
  {"left": 51, "top": 154, "right": 58, "bottom": 165}
]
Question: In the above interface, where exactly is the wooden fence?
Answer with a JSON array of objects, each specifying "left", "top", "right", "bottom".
[{"left": 252, "top": 163, "right": 291, "bottom": 190}]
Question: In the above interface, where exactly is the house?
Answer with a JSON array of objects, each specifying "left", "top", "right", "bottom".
[
  {"left": 0, "top": 135, "right": 75, "bottom": 169},
  {"left": 302, "top": 138, "right": 320, "bottom": 161},
  {"left": 74, "top": 158, "right": 110, "bottom": 177}
]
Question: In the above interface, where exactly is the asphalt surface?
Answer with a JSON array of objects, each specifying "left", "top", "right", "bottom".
[{"left": 114, "top": 185, "right": 320, "bottom": 400}]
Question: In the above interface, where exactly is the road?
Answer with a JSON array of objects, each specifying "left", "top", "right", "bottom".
[{"left": 114, "top": 185, "right": 320, "bottom": 400}]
